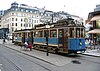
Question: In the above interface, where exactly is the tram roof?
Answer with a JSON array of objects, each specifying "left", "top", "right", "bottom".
[
  {"left": 33, "top": 25, "right": 85, "bottom": 31},
  {"left": 14, "top": 29, "right": 34, "bottom": 32}
]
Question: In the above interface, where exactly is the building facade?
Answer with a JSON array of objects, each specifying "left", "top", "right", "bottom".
[
  {"left": 86, "top": 4, "right": 100, "bottom": 44},
  {"left": 0, "top": 10, "right": 4, "bottom": 28},
  {"left": 1, "top": 2, "right": 44, "bottom": 33},
  {"left": 1, "top": 2, "right": 83, "bottom": 34},
  {"left": 94, "top": 4, "right": 100, "bottom": 12}
]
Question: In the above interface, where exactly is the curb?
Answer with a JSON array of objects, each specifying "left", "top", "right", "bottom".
[
  {"left": 82, "top": 53, "right": 100, "bottom": 58},
  {"left": 1, "top": 44, "right": 57, "bottom": 66}
]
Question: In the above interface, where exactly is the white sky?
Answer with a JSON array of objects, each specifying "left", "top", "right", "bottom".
[{"left": 0, "top": 0, "right": 100, "bottom": 20}]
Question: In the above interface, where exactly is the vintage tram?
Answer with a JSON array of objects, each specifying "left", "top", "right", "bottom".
[{"left": 12, "top": 18, "right": 86, "bottom": 54}]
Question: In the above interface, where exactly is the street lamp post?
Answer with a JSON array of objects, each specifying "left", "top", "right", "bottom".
[
  {"left": 40, "top": 11, "right": 54, "bottom": 56},
  {"left": 46, "top": 24, "right": 50, "bottom": 56}
]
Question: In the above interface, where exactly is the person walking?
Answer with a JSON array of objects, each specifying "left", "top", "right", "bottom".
[
  {"left": 24, "top": 41, "right": 28, "bottom": 49},
  {"left": 3, "top": 37, "right": 6, "bottom": 44},
  {"left": 28, "top": 42, "right": 32, "bottom": 51}
]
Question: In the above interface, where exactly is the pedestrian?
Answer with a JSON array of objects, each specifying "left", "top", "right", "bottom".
[
  {"left": 3, "top": 37, "right": 6, "bottom": 44},
  {"left": 24, "top": 41, "right": 28, "bottom": 48},
  {"left": 28, "top": 42, "right": 32, "bottom": 51}
]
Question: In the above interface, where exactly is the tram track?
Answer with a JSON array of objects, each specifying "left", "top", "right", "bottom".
[
  {"left": 0, "top": 45, "right": 52, "bottom": 71},
  {"left": 1, "top": 55, "right": 22, "bottom": 71},
  {"left": 17, "top": 54, "right": 52, "bottom": 71}
]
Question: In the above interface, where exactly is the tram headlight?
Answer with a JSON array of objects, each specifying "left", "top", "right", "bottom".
[{"left": 80, "top": 42, "right": 82, "bottom": 45}]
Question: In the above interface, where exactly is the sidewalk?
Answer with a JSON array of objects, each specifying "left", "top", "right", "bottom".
[
  {"left": 83, "top": 49, "right": 100, "bottom": 57},
  {"left": 0, "top": 39, "right": 100, "bottom": 66},
  {"left": 0, "top": 39, "right": 74, "bottom": 66}
]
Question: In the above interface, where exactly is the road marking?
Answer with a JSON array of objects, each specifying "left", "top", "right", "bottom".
[{"left": 0, "top": 69, "right": 1, "bottom": 71}]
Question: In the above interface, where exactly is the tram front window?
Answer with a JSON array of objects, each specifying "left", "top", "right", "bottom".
[
  {"left": 76, "top": 28, "right": 80, "bottom": 37},
  {"left": 69, "top": 28, "right": 74, "bottom": 38},
  {"left": 81, "top": 28, "right": 84, "bottom": 37}
]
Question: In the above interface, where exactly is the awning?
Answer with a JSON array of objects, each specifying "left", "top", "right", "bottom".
[
  {"left": 88, "top": 29, "right": 100, "bottom": 34},
  {"left": 91, "top": 15, "right": 100, "bottom": 21}
]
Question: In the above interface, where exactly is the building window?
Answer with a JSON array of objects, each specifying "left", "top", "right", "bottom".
[
  {"left": 12, "top": 28, "right": 14, "bottom": 32},
  {"left": 23, "top": 24, "right": 25, "bottom": 27},
  {"left": 34, "top": 20, "right": 36, "bottom": 23},
  {"left": 12, "top": 18, "right": 14, "bottom": 21},
  {"left": 11, "top": 8, "right": 14, "bottom": 11},
  {"left": 16, "top": 23, "right": 17, "bottom": 26},
  {"left": 30, "top": 11, "right": 32, "bottom": 13},
  {"left": 12, "top": 23, "right": 14, "bottom": 26},
  {"left": 16, "top": 18, "right": 17, "bottom": 21},
  {"left": 15, "top": 8, "right": 18, "bottom": 11},
  {"left": 16, "top": 28, "right": 17, "bottom": 30},
  {"left": 34, "top": 11, "right": 37, "bottom": 14},
  {"left": 21, "top": 23, "right": 22, "bottom": 27},
  {"left": 26, "top": 24, "right": 28, "bottom": 27},
  {"left": 26, "top": 10, "right": 28, "bottom": 12},
  {"left": 32, "top": 24, "right": 33, "bottom": 27},
  {"left": 41, "top": 13, "right": 43, "bottom": 15},
  {"left": 29, "top": 24, "right": 31, "bottom": 27},
  {"left": 29, "top": 19, "right": 31, "bottom": 22},
  {"left": 12, "top": 13, "right": 14, "bottom": 16},
  {"left": 37, "top": 20, "right": 38, "bottom": 23},
  {"left": 21, "top": 19, "right": 23, "bottom": 21},
  {"left": 21, "top": 9, "right": 24, "bottom": 12}
]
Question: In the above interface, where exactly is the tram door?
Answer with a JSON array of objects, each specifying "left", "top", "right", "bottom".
[
  {"left": 63, "top": 29, "right": 68, "bottom": 51},
  {"left": 59, "top": 29, "right": 68, "bottom": 52},
  {"left": 22, "top": 32, "right": 25, "bottom": 43}
]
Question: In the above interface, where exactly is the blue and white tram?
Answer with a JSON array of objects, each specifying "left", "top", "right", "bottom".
[
  {"left": 13, "top": 19, "right": 86, "bottom": 54},
  {"left": 32, "top": 24, "right": 85, "bottom": 54}
]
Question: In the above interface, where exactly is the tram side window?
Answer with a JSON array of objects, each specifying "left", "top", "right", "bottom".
[
  {"left": 59, "top": 30, "right": 62, "bottom": 37},
  {"left": 50, "top": 30, "right": 57, "bottom": 37},
  {"left": 38, "top": 31, "right": 43, "bottom": 37},
  {"left": 76, "top": 28, "right": 80, "bottom": 37},
  {"left": 15, "top": 34, "right": 17, "bottom": 37},
  {"left": 16, "top": 34, "right": 17, "bottom": 37},
  {"left": 17, "top": 33, "right": 21, "bottom": 37},
  {"left": 69, "top": 28, "right": 74, "bottom": 37},
  {"left": 19, "top": 33, "right": 21, "bottom": 37},
  {"left": 28, "top": 33, "right": 30, "bottom": 37},
  {"left": 33, "top": 32, "right": 35, "bottom": 37},
  {"left": 25, "top": 33, "right": 28, "bottom": 38},
  {"left": 34, "top": 32, "right": 38, "bottom": 37},
  {"left": 44, "top": 30, "right": 49, "bottom": 37}
]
